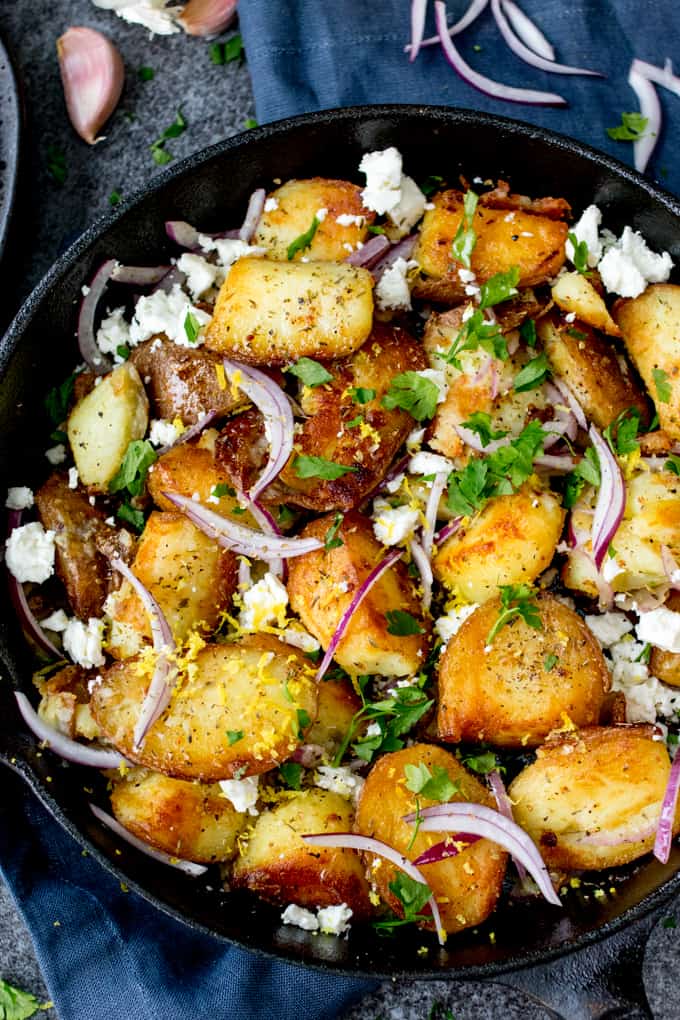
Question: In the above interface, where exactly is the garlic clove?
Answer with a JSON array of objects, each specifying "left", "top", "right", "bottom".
[
  {"left": 57, "top": 27, "right": 124, "bottom": 145},
  {"left": 178, "top": 0, "right": 238, "bottom": 37}
]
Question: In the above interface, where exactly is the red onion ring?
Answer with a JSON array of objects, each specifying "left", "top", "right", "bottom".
[
  {"left": 239, "top": 188, "right": 266, "bottom": 243},
  {"left": 154, "top": 265, "right": 187, "bottom": 294},
  {"left": 422, "top": 471, "right": 448, "bottom": 559},
  {"left": 654, "top": 749, "right": 680, "bottom": 864},
  {"left": 301, "top": 831, "right": 445, "bottom": 944},
  {"left": 410, "top": 537, "right": 433, "bottom": 612},
  {"left": 111, "top": 264, "right": 172, "bottom": 286},
  {"left": 15, "top": 691, "right": 127, "bottom": 769},
  {"left": 631, "top": 57, "right": 680, "bottom": 99},
  {"left": 405, "top": 0, "right": 488, "bottom": 51},
  {"left": 589, "top": 425, "right": 626, "bottom": 570},
  {"left": 237, "top": 555, "right": 252, "bottom": 592},
  {"left": 246, "top": 497, "right": 285, "bottom": 580},
  {"left": 165, "top": 220, "right": 240, "bottom": 250},
  {"left": 90, "top": 804, "right": 208, "bottom": 876},
  {"left": 345, "top": 234, "right": 391, "bottom": 268},
  {"left": 6, "top": 512, "right": 61, "bottom": 657},
  {"left": 662, "top": 545, "right": 680, "bottom": 590},
  {"left": 454, "top": 425, "right": 509, "bottom": 454},
  {"left": 628, "top": 63, "right": 662, "bottom": 174},
  {"left": 500, "top": 0, "right": 554, "bottom": 60},
  {"left": 434, "top": 517, "right": 463, "bottom": 546},
  {"left": 291, "top": 743, "right": 326, "bottom": 767},
  {"left": 413, "top": 834, "right": 482, "bottom": 866},
  {"left": 488, "top": 769, "right": 528, "bottom": 882},
  {"left": 78, "top": 260, "right": 116, "bottom": 375},
  {"left": 155, "top": 410, "right": 217, "bottom": 457},
  {"left": 409, "top": 0, "right": 428, "bottom": 62},
  {"left": 552, "top": 378, "right": 588, "bottom": 431},
  {"left": 490, "top": 0, "right": 602, "bottom": 77},
  {"left": 533, "top": 453, "right": 577, "bottom": 472},
  {"left": 371, "top": 234, "right": 418, "bottom": 281}
]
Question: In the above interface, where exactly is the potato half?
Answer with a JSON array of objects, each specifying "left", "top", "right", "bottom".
[{"left": 551, "top": 272, "right": 621, "bottom": 337}]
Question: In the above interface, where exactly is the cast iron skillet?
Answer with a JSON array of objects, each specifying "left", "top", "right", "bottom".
[{"left": 1, "top": 106, "right": 680, "bottom": 1019}]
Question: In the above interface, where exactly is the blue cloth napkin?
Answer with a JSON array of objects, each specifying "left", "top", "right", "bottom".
[{"left": 238, "top": 0, "right": 680, "bottom": 198}]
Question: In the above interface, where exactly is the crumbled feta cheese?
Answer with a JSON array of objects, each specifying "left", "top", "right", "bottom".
[
  {"left": 281, "top": 904, "right": 319, "bottom": 931},
  {"left": 435, "top": 603, "right": 478, "bottom": 645},
  {"left": 408, "top": 451, "right": 454, "bottom": 477},
  {"left": 584, "top": 611, "right": 633, "bottom": 648},
  {"left": 464, "top": 283, "right": 480, "bottom": 297},
  {"left": 63, "top": 617, "right": 106, "bottom": 669},
  {"left": 388, "top": 175, "right": 426, "bottom": 237},
  {"left": 566, "top": 204, "right": 602, "bottom": 267},
  {"left": 96, "top": 306, "right": 131, "bottom": 357},
  {"left": 372, "top": 499, "right": 419, "bottom": 546},
  {"left": 637, "top": 606, "right": 680, "bottom": 653},
  {"left": 45, "top": 444, "right": 66, "bottom": 466},
  {"left": 317, "top": 903, "right": 353, "bottom": 936},
  {"left": 564, "top": 311, "right": 576, "bottom": 323},
  {"left": 239, "top": 572, "right": 288, "bottom": 630},
  {"left": 406, "top": 428, "right": 425, "bottom": 452},
  {"left": 177, "top": 253, "right": 219, "bottom": 299},
  {"left": 359, "top": 147, "right": 403, "bottom": 214},
  {"left": 68, "top": 467, "right": 79, "bottom": 490},
  {"left": 279, "top": 626, "right": 320, "bottom": 653},
  {"left": 342, "top": 242, "right": 354, "bottom": 253},
  {"left": 198, "top": 235, "right": 266, "bottom": 269},
  {"left": 457, "top": 267, "right": 476, "bottom": 284},
  {"left": 613, "top": 670, "right": 680, "bottom": 724},
  {"left": 315, "top": 765, "right": 365, "bottom": 805},
  {"left": 315, "top": 207, "right": 328, "bottom": 222},
  {"left": 609, "top": 637, "right": 649, "bottom": 687},
  {"left": 374, "top": 257, "right": 416, "bottom": 311},
  {"left": 5, "top": 523, "right": 56, "bottom": 583},
  {"left": 336, "top": 213, "right": 364, "bottom": 227},
  {"left": 263, "top": 196, "right": 279, "bottom": 212},
  {"left": 602, "top": 555, "right": 625, "bottom": 584},
  {"left": 365, "top": 721, "right": 382, "bottom": 738},
  {"left": 130, "top": 284, "right": 210, "bottom": 348},
  {"left": 416, "top": 368, "right": 448, "bottom": 404},
  {"left": 219, "top": 775, "right": 260, "bottom": 815},
  {"left": 598, "top": 226, "right": 673, "bottom": 299},
  {"left": 91, "top": 0, "right": 181, "bottom": 35},
  {"left": 149, "top": 418, "right": 181, "bottom": 448},
  {"left": 461, "top": 303, "right": 475, "bottom": 323},
  {"left": 41, "top": 609, "right": 70, "bottom": 633},
  {"left": 385, "top": 472, "right": 404, "bottom": 494},
  {"left": 5, "top": 487, "right": 34, "bottom": 510}
]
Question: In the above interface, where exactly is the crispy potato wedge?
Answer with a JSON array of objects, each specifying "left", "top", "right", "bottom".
[
  {"left": 232, "top": 788, "right": 372, "bottom": 916},
  {"left": 355, "top": 744, "right": 507, "bottom": 935},
  {"left": 91, "top": 634, "right": 317, "bottom": 781},
  {"left": 288, "top": 511, "right": 430, "bottom": 677},
  {"left": 551, "top": 272, "right": 621, "bottom": 337},
  {"left": 437, "top": 593, "right": 609, "bottom": 748},
  {"left": 509, "top": 726, "right": 680, "bottom": 870},
  {"left": 650, "top": 592, "right": 680, "bottom": 687},
  {"left": 110, "top": 768, "right": 246, "bottom": 863},
  {"left": 433, "top": 486, "right": 564, "bottom": 603},
  {"left": 204, "top": 257, "right": 374, "bottom": 365},
  {"left": 254, "top": 178, "right": 374, "bottom": 262},
  {"left": 67, "top": 363, "right": 149, "bottom": 490},
  {"left": 306, "top": 676, "right": 361, "bottom": 756},
  {"left": 614, "top": 284, "right": 680, "bottom": 439},
  {"left": 36, "top": 664, "right": 99, "bottom": 740}
]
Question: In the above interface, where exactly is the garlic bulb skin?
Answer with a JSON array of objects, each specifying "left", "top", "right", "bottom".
[
  {"left": 178, "top": 0, "right": 237, "bottom": 37},
  {"left": 57, "top": 27, "right": 124, "bottom": 145}
]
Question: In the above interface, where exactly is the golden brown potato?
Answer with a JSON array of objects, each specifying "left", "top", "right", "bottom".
[
  {"left": 433, "top": 486, "right": 564, "bottom": 603},
  {"left": 254, "top": 178, "right": 374, "bottom": 262},
  {"left": 509, "top": 726, "right": 680, "bottom": 870},
  {"left": 649, "top": 592, "right": 680, "bottom": 687},
  {"left": 614, "top": 284, "right": 680, "bottom": 438},
  {"left": 538, "top": 315, "right": 649, "bottom": 430},
  {"left": 110, "top": 768, "right": 246, "bottom": 863},
  {"left": 355, "top": 744, "right": 507, "bottom": 935},
  {"left": 306, "top": 676, "right": 361, "bottom": 756},
  {"left": 437, "top": 593, "right": 610, "bottom": 748},
  {"left": 288, "top": 511, "right": 430, "bottom": 677},
  {"left": 412, "top": 189, "right": 568, "bottom": 304},
  {"left": 232, "top": 789, "right": 373, "bottom": 916},
  {"left": 204, "top": 257, "right": 374, "bottom": 365},
  {"left": 91, "top": 634, "right": 318, "bottom": 781},
  {"left": 106, "top": 511, "right": 238, "bottom": 660},
  {"left": 551, "top": 272, "right": 621, "bottom": 337},
  {"left": 36, "top": 664, "right": 99, "bottom": 740}
]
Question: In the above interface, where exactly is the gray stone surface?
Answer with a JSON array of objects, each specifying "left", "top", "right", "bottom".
[{"left": 0, "top": 2, "right": 679, "bottom": 1018}]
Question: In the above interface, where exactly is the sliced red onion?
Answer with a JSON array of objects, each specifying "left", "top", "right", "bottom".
[
  {"left": 291, "top": 743, "right": 326, "bottom": 767},
  {"left": 247, "top": 497, "right": 285, "bottom": 580},
  {"left": 163, "top": 492, "right": 323, "bottom": 560},
  {"left": 237, "top": 555, "right": 252, "bottom": 592},
  {"left": 633, "top": 587, "right": 669, "bottom": 613},
  {"left": 500, "top": 0, "right": 554, "bottom": 60},
  {"left": 488, "top": 769, "right": 528, "bottom": 882},
  {"left": 406, "top": 0, "right": 488, "bottom": 51},
  {"left": 628, "top": 63, "right": 662, "bottom": 174},
  {"left": 454, "top": 425, "right": 509, "bottom": 454},
  {"left": 434, "top": 1, "right": 567, "bottom": 106},
  {"left": 631, "top": 57, "right": 680, "bottom": 99},
  {"left": 434, "top": 517, "right": 463, "bottom": 545},
  {"left": 489, "top": 360, "right": 499, "bottom": 400},
  {"left": 315, "top": 548, "right": 403, "bottom": 682},
  {"left": 413, "top": 834, "right": 482, "bottom": 866},
  {"left": 405, "top": 802, "right": 561, "bottom": 906},
  {"left": 111, "top": 558, "right": 175, "bottom": 751},
  {"left": 155, "top": 410, "right": 217, "bottom": 457},
  {"left": 78, "top": 259, "right": 116, "bottom": 375},
  {"left": 491, "top": 0, "right": 602, "bottom": 76},
  {"left": 111, "top": 264, "right": 171, "bottom": 286},
  {"left": 410, "top": 537, "right": 433, "bottom": 612},
  {"left": 661, "top": 545, "right": 680, "bottom": 590},
  {"left": 15, "top": 692, "right": 127, "bottom": 769},
  {"left": 365, "top": 454, "right": 410, "bottom": 504},
  {"left": 552, "top": 378, "right": 588, "bottom": 431},
  {"left": 654, "top": 749, "right": 680, "bottom": 864},
  {"left": 589, "top": 425, "right": 626, "bottom": 570},
  {"left": 222, "top": 359, "right": 294, "bottom": 501},
  {"left": 409, "top": 0, "right": 428, "bottom": 62},
  {"left": 6, "top": 512, "right": 61, "bottom": 657},
  {"left": 422, "top": 471, "right": 448, "bottom": 559},
  {"left": 154, "top": 265, "right": 187, "bottom": 294},
  {"left": 372, "top": 235, "right": 418, "bottom": 281},
  {"left": 165, "top": 220, "right": 201, "bottom": 249},
  {"left": 533, "top": 453, "right": 577, "bottom": 472},
  {"left": 346, "top": 234, "right": 391, "bottom": 268},
  {"left": 540, "top": 415, "right": 577, "bottom": 450},
  {"left": 301, "top": 831, "right": 445, "bottom": 944},
  {"left": 239, "top": 188, "right": 266, "bottom": 243},
  {"left": 90, "top": 804, "right": 208, "bottom": 876}
]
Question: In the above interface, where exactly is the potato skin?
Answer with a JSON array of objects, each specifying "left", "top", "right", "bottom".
[
  {"left": 287, "top": 511, "right": 430, "bottom": 677},
  {"left": 649, "top": 592, "right": 680, "bottom": 687},
  {"left": 110, "top": 768, "right": 246, "bottom": 863},
  {"left": 355, "top": 744, "right": 507, "bottom": 935},
  {"left": 232, "top": 789, "right": 372, "bottom": 917},
  {"left": 91, "top": 634, "right": 318, "bottom": 781},
  {"left": 433, "top": 486, "right": 564, "bottom": 603},
  {"left": 204, "top": 257, "right": 374, "bottom": 365},
  {"left": 509, "top": 726, "right": 680, "bottom": 870},
  {"left": 306, "top": 676, "right": 361, "bottom": 756},
  {"left": 254, "top": 178, "right": 374, "bottom": 262},
  {"left": 614, "top": 284, "right": 680, "bottom": 438},
  {"left": 437, "top": 594, "right": 610, "bottom": 748}
]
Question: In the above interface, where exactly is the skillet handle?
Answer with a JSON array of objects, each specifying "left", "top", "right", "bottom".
[{"left": 498, "top": 910, "right": 656, "bottom": 1019}]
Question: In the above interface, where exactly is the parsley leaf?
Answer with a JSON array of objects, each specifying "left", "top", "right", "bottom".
[
  {"left": 420, "top": 174, "right": 445, "bottom": 197},
  {"left": 277, "top": 504, "right": 296, "bottom": 527},
  {"left": 116, "top": 502, "right": 145, "bottom": 532},
  {"left": 443, "top": 310, "right": 509, "bottom": 370},
  {"left": 567, "top": 327, "right": 588, "bottom": 340},
  {"left": 138, "top": 66, "right": 154, "bottom": 81},
  {"left": 634, "top": 643, "right": 652, "bottom": 664},
  {"left": 183, "top": 310, "right": 201, "bottom": 344},
  {"left": 382, "top": 372, "right": 439, "bottom": 421},
  {"left": 385, "top": 610, "right": 424, "bottom": 636},
  {"left": 296, "top": 708, "right": 311, "bottom": 739},
  {"left": 211, "top": 34, "right": 243, "bottom": 64},
  {"left": 109, "top": 189, "right": 122, "bottom": 206},
  {"left": 212, "top": 482, "right": 236, "bottom": 498},
  {"left": 479, "top": 266, "right": 520, "bottom": 310},
  {"left": 116, "top": 344, "right": 130, "bottom": 361},
  {"left": 287, "top": 216, "right": 321, "bottom": 260},
  {"left": 150, "top": 109, "right": 186, "bottom": 165},
  {"left": 46, "top": 145, "right": 67, "bottom": 186},
  {"left": 335, "top": 679, "right": 433, "bottom": 767},
  {"left": 324, "top": 512, "right": 344, "bottom": 550},
  {"left": 653, "top": 367, "right": 672, "bottom": 403},
  {"left": 461, "top": 750, "right": 497, "bottom": 775},
  {"left": 279, "top": 762, "right": 303, "bottom": 789},
  {"left": 665, "top": 454, "right": 680, "bottom": 476},
  {"left": 227, "top": 730, "right": 244, "bottom": 745},
  {"left": 486, "top": 584, "right": 542, "bottom": 644},
  {"left": 404, "top": 762, "right": 459, "bottom": 801},
  {"left": 567, "top": 231, "right": 590, "bottom": 274},
  {"left": 45, "top": 373, "right": 75, "bottom": 425},
  {"left": 350, "top": 387, "right": 376, "bottom": 404},
  {"left": 544, "top": 653, "right": 559, "bottom": 672},
  {"left": 461, "top": 412, "right": 508, "bottom": 448},
  {"left": 446, "top": 420, "right": 546, "bottom": 515},
  {"left": 607, "top": 112, "right": 649, "bottom": 142},
  {"left": 604, "top": 407, "right": 641, "bottom": 456},
  {"left": 520, "top": 318, "right": 537, "bottom": 348},
  {"left": 447, "top": 458, "right": 488, "bottom": 516},
  {"left": 285, "top": 357, "right": 332, "bottom": 387},
  {"left": 0, "top": 978, "right": 43, "bottom": 1020},
  {"left": 109, "top": 440, "right": 157, "bottom": 497},
  {"left": 293, "top": 455, "right": 358, "bottom": 480},
  {"left": 513, "top": 352, "right": 551, "bottom": 393},
  {"left": 373, "top": 872, "right": 432, "bottom": 934},
  {"left": 451, "top": 189, "right": 478, "bottom": 269},
  {"left": 563, "top": 446, "right": 601, "bottom": 508},
  {"left": 244, "top": 118, "right": 258, "bottom": 130}
]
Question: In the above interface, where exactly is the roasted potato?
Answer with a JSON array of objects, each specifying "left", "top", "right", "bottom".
[
  {"left": 232, "top": 788, "right": 372, "bottom": 916},
  {"left": 110, "top": 768, "right": 246, "bottom": 863},
  {"left": 412, "top": 189, "right": 568, "bottom": 304},
  {"left": 551, "top": 272, "right": 621, "bottom": 337},
  {"left": 614, "top": 284, "right": 680, "bottom": 438},
  {"left": 509, "top": 725, "right": 680, "bottom": 870},
  {"left": 650, "top": 592, "right": 680, "bottom": 687},
  {"left": 355, "top": 744, "right": 507, "bottom": 935},
  {"left": 433, "top": 486, "right": 564, "bottom": 603},
  {"left": 437, "top": 593, "right": 610, "bottom": 748},
  {"left": 91, "top": 634, "right": 318, "bottom": 781},
  {"left": 204, "top": 257, "right": 374, "bottom": 365},
  {"left": 288, "top": 511, "right": 430, "bottom": 677},
  {"left": 67, "top": 363, "right": 149, "bottom": 490},
  {"left": 36, "top": 664, "right": 99, "bottom": 740},
  {"left": 106, "top": 511, "right": 238, "bottom": 659},
  {"left": 306, "top": 676, "right": 361, "bottom": 756},
  {"left": 254, "top": 178, "right": 374, "bottom": 262}
]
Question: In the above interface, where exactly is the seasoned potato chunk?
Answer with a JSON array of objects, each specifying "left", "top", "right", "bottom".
[
  {"left": 650, "top": 592, "right": 680, "bottom": 687},
  {"left": 288, "top": 511, "right": 430, "bottom": 677},
  {"left": 204, "top": 257, "right": 374, "bottom": 365},
  {"left": 551, "top": 272, "right": 621, "bottom": 337},
  {"left": 433, "top": 486, "right": 564, "bottom": 603},
  {"left": 509, "top": 726, "right": 680, "bottom": 870},
  {"left": 106, "top": 511, "right": 237, "bottom": 660},
  {"left": 36, "top": 664, "right": 98, "bottom": 740},
  {"left": 614, "top": 284, "right": 680, "bottom": 438},
  {"left": 232, "top": 789, "right": 372, "bottom": 916},
  {"left": 306, "top": 676, "right": 361, "bottom": 756},
  {"left": 538, "top": 315, "right": 649, "bottom": 430},
  {"left": 438, "top": 594, "right": 609, "bottom": 748},
  {"left": 91, "top": 635, "right": 317, "bottom": 781},
  {"left": 412, "top": 189, "right": 567, "bottom": 304},
  {"left": 254, "top": 178, "right": 374, "bottom": 262},
  {"left": 355, "top": 744, "right": 507, "bottom": 935},
  {"left": 67, "top": 363, "right": 149, "bottom": 490},
  {"left": 110, "top": 768, "right": 246, "bottom": 863}
]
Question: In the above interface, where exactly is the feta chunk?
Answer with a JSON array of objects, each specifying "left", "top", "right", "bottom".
[
  {"left": 63, "top": 617, "right": 106, "bottom": 669},
  {"left": 177, "top": 253, "right": 219, "bottom": 299},
  {"left": 584, "top": 612, "right": 633, "bottom": 648},
  {"left": 408, "top": 451, "right": 454, "bottom": 477},
  {"left": 315, "top": 765, "right": 365, "bottom": 805},
  {"left": 149, "top": 418, "right": 181, "bottom": 448},
  {"left": 68, "top": 467, "right": 79, "bottom": 490},
  {"left": 317, "top": 903, "right": 353, "bottom": 936},
  {"left": 566, "top": 205, "right": 602, "bottom": 267},
  {"left": 335, "top": 213, "right": 364, "bottom": 227},
  {"left": 281, "top": 904, "right": 319, "bottom": 931},
  {"left": 45, "top": 444, "right": 66, "bottom": 466},
  {"left": 239, "top": 572, "right": 288, "bottom": 631},
  {"left": 129, "top": 284, "right": 210, "bottom": 348},
  {"left": 96, "top": 306, "right": 131, "bottom": 357},
  {"left": 41, "top": 609, "right": 70, "bottom": 633},
  {"left": 278, "top": 626, "right": 320, "bottom": 654},
  {"left": 598, "top": 226, "right": 673, "bottom": 298},
  {"left": 5, "top": 487, "right": 34, "bottom": 510},
  {"left": 374, "top": 257, "right": 416, "bottom": 312},
  {"left": 372, "top": 499, "right": 419, "bottom": 546},
  {"left": 388, "top": 175, "right": 426, "bottom": 237},
  {"left": 637, "top": 606, "right": 680, "bottom": 653},
  {"left": 219, "top": 775, "right": 260, "bottom": 815},
  {"left": 315, "top": 207, "right": 328, "bottom": 222},
  {"left": 264, "top": 197, "right": 279, "bottom": 212},
  {"left": 5, "top": 523, "right": 56, "bottom": 584},
  {"left": 197, "top": 235, "right": 266, "bottom": 269},
  {"left": 435, "top": 603, "right": 478, "bottom": 645},
  {"left": 359, "top": 147, "right": 403, "bottom": 215}
]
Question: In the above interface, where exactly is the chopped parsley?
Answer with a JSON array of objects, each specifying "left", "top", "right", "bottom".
[
  {"left": 520, "top": 318, "right": 537, "bottom": 348},
  {"left": 287, "top": 216, "right": 320, "bottom": 260},
  {"left": 460, "top": 411, "right": 508, "bottom": 447},
  {"left": 244, "top": 118, "right": 258, "bottom": 129},
  {"left": 460, "top": 749, "right": 497, "bottom": 774},
  {"left": 444, "top": 309, "right": 508, "bottom": 370},
  {"left": 544, "top": 653, "right": 559, "bottom": 672},
  {"left": 382, "top": 372, "right": 439, "bottom": 421},
  {"left": 420, "top": 174, "right": 445, "bottom": 197},
  {"left": 567, "top": 327, "right": 588, "bottom": 340},
  {"left": 324, "top": 512, "right": 344, "bottom": 550},
  {"left": 653, "top": 367, "right": 672, "bottom": 404},
  {"left": 279, "top": 762, "right": 303, "bottom": 789},
  {"left": 183, "top": 310, "right": 201, "bottom": 344},
  {"left": 45, "top": 373, "right": 75, "bottom": 425},
  {"left": 385, "top": 609, "right": 424, "bottom": 636},
  {"left": 634, "top": 643, "right": 652, "bottom": 664},
  {"left": 212, "top": 482, "right": 236, "bottom": 498},
  {"left": 563, "top": 446, "right": 601, "bottom": 509},
  {"left": 665, "top": 454, "right": 680, "bottom": 476},
  {"left": 296, "top": 708, "right": 311, "bottom": 739},
  {"left": 334, "top": 675, "right": 433, "bottom": 766},
  {"left": 607, "top": 112, "right": 649, "bottom": 142},
  {"left": 227, "top": 730, "right": 244, "bottom": 745},
  {"left": 350, "top": 386, "right": 376, "bottom": 404},
  {"left": 567, "top": 232, "right": 590, "bottom": 274},
  {"left": 109, "top": 190, "right": 122, "bottom": 206},
  {"left": 663, "top": 916, "right": 677, "bottom": 929},
  {"left": 138, "top": 66, "right": 154, "bottom": 81},
  {"left": 116, "top": 502, "right": 145, "bottom": 532},
  {"left": 109, "top": 440, "right": 157, "bottom": 497},
  {"left": 479, "top": 266, "right": 520, "bottom": 310},
  {"left": 604, "top": 407, "right": 641, "bottom": 456},
  {"left": 346, "top": 415, "right": 363, "bottom": 428},
  {"left": 373, "top": 872, "right": 431, "bottom": 934},
  {"left": 46, "top": 145, "right": 67, "bottom": 186},
  {"left": 277, "top": 504, "right": 296, "bottom": 527},
  {"left": 210, "top": 34, "right": 243, "bottom": 64},
  {"left": 486, "top": 584, "right": 542, "bottom": 644},
  {"left": 0, "top": 978, "right": 44, "bottom": 1020},
  {"left": 451, "top": 189, "right": 478, "bottom": 270},
  {"left": 150, "top": 109, "right": 186, "bottom": 166},
  {"left": 293, "top": 455, "right": 358, "bottom": 480},
  {"left": 404, "top": 762, "right": 460, "bottom": 802},
  {"left": 285, "top": 357, "right": 332, "bottom": 387},
  {"left": 50, "top": 429, "right": 68, "bottom": 444},
  {"left": 116, "top": 344, "right": 130, "bottom": 361},
  {"left": 513, "top": 352, "right": 551, "bottom": 393}
]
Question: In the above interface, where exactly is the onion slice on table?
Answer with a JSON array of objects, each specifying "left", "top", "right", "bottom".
[
  {"left": 434, "top": 1, "right": 567, "bottom": 106},
  {"left": 654, "top": 749, "right": 680, "bottom": 864},
  {"left": 345, "top": 234, "right": 391, "bottom": 268},
  {"left": 488, "top": 768, "right": 528, "bottom": 882},
  {"left": 15, "top": 691, "right": 127, "bottom": 769},
  {"left": 239, "top": 188, "right": 266, "bottom": 243},
  {"left": 500, "top": 0, "right": 554, "bottom": 60},
  {"left": 301, "top": 831, "right": 446, "bottom": 944},
  {"left": 405, "top": 0, "right": 489, "bottom": 52},
  {"left": 90, "top": 804, "right": 208, "bottom": 876},
  {"left": 413, "top": 834, "right": 482, "bottom": 866},
  {"left": 490, "top": 0, "right": 602, "bottom": 76},
  {"left": 409, "top": 0, "right": 428, "bottom": 62},
  {"left": 627, "top": 62, "right": 662, "bottom": 174},
  {"left": 631, "top": 57, "right": 680, "bottom": 98},
  {"left": 589, "top": 425, "right": 626, "bottom": 570},
  {"left": 410, "top": 537, "right": 433, "bottom": 612},
  {"left": 78, "top": 259, "right": 116, "bottom": 374}
]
